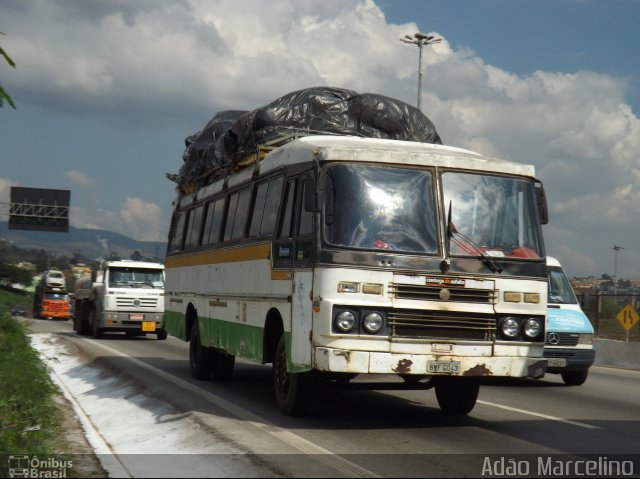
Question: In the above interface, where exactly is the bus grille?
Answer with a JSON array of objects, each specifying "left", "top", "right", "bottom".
[
  {"left": 389, "top": 283, "right": 497, "bottom": 304},
  {"left": 387, "top": 310, "right": 496, "bottom": 341},
  {"left": 545, "top": 332, "right": 579, "bottom": 346},
  {"left": 115, "top": 297, "right": 158, "bottom": 308}
]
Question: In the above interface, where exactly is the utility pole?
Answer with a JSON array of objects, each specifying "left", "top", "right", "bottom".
[
  {"left": 400, "top": 32, "right": 441, "bottom": 111},
  {"left": 611, "top": 244, "right": 624, "bottom": 298}
]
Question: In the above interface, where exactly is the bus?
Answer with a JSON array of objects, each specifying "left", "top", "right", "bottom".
[{"left": 164, "top": 134, "right": 549, "bottom": 416}]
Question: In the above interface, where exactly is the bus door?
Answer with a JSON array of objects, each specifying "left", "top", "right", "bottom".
[{"left": 273, "top": 176, "right": 314, "bottom": 368}]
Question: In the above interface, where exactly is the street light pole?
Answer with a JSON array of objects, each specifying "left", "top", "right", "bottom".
[
  {"left": 611, "top": 244, "right": 624, "bottom": 297},
  {"left": 400, "top": 32, "right": 441, "bottom": 111}
]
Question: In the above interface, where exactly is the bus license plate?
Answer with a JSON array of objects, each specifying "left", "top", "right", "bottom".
[
  {"left": 142, "top": 321, "right": 156, "bottom": 332},
  {"left": 427, "top": 361, "right": 460, "bottom": 374},
  {"left": 547, "top": 358, "right": 567, "bottom": 367}
]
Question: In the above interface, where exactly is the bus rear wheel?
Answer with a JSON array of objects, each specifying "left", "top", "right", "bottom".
[
  {"left": 189, "top": 323, "right": 214, "bottom": 380},
  {"left": 273, "top": 335, "right": 313, "bottom": 416},
  {"left": 434, "top": 377, "right": 479, "bottom": 415}
]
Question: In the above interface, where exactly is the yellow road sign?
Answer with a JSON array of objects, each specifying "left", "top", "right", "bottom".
[{"left": 616, "top": 304, "right": 639, "bottom": 332}]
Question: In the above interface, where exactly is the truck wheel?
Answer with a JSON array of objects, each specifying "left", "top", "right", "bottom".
[
  {"left": 273, "top": 335, "right": 314, "bottom": 416},
  {"left": 561, "top": 369, "right": 589, "bottom": 386},
  {"left": 78, "top": 302, "right": 91, "bottom": 336},
  {"left": 156, "top": 329, "right": 168, "bottom": 340},
  {"left": 90, "top": 308, "right": 103, "bottom": 339},
  {"left": 189, "top": 323, "right": 213, "bottom": 380},
  {"left": 435, "top": 377, "right": 479, "bottom": 415}
]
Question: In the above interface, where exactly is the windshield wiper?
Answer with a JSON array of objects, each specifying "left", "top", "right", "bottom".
[{"left": 446, "top": 201, "right": 503, "bottom": 274}]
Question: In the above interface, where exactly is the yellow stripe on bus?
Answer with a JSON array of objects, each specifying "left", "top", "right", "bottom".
[{"left": 165, "top": 243, "right": 271, "bottom": 268}]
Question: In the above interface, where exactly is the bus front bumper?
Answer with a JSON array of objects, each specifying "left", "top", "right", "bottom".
[{"left": 314, "top": 347, "right": 547, "bottom": 379}]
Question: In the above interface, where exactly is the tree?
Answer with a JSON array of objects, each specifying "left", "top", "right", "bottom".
[{"left": 0, "top": 32, "right": 16, "bottom": 109}]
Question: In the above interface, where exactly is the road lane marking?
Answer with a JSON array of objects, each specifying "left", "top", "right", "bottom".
[
  {"left": 477, "top": 400, "right": 600, "bottom": 429},
  {"left": 86, "top": 338, "right": 381, "bottom": 478}
]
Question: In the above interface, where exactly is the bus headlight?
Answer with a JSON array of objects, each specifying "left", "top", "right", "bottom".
[
  {"left": 501, "top": 317, "right": 519, "bottom": 338},
  {"left": 335, "top": 311, "right": 356, "bottom": 332},
  {"left": 362, "top": 312, "right": 384, "bottom": 334},
  {"left": 523, "top": 318, "right": 542, "bottom": 339}
]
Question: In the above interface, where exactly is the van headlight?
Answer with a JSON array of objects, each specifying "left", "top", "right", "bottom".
[{"left": 578, "top": 333, "right": 594, "bottom": 345}]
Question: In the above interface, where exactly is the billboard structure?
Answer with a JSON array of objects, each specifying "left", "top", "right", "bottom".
[{"left": 9, "top": 187, "right": 70, "bottom": 232}]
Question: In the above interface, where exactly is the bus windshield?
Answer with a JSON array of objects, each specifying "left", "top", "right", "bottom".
[
  {"left": 442, "top": 172, "right": 544, "bottom": 259},
  {"left": 323, "top": 164, "right": 438, "bottom": 253}
]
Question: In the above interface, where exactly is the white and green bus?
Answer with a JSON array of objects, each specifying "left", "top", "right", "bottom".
[{"left": 164, "top": 135, "right": 549, "bottom": 416}]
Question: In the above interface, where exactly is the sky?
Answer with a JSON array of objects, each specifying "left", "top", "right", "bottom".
[{"left": 1, "top": 0, "right": 639, "bottom": 279}]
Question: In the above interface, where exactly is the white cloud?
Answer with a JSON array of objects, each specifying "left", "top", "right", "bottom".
[
  {"left": 3, "top": 0, "right": 640, "bottom": 277},
  {"left": 70, "top": 198, "right": 167, "bottom": 242},
  {"left": 65, "top": 170, "right": 94, "bottom": 188}
]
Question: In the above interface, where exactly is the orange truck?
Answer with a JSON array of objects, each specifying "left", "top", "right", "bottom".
[{"left": 33, "top": 271, "right": 73, "bottom": 320}]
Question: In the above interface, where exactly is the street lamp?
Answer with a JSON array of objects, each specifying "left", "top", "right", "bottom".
[
  {"left": 400, "top": 32, "right": 442, "bottom": 111},
  {"left": 611, "top": 244, "right": 624, "bottom": 297}
]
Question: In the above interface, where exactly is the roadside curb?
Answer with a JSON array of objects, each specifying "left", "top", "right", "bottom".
[{"left": 594, "top": 338, "right": 640, "bottom": 370}]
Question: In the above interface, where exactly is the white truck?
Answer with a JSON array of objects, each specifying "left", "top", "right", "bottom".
[{"left": 74, "top": 260, "right": 167, "bottom": 340}]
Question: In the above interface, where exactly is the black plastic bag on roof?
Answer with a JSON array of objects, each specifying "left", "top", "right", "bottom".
[
  {"left": 177, "top": 110, "right": 248, "bottom": 188},
  {"left": 220, "top": 87, "right": 442, "bottom": 168},
  {"left": 169, "top": 86, "right": 442, "bottom": 190}
]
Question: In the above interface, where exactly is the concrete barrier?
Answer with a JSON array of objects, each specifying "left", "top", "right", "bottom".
[{"left": 594, "top": 338, "right": 640, "bottom": 370}]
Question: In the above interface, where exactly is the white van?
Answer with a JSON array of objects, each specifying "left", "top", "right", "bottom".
[{"left": 544, "top": 256, "right": 595, "bottom": 385}]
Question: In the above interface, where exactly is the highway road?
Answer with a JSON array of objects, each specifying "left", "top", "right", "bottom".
[{"left": 26, "top": 317, "right": 640, "bottom": 478}]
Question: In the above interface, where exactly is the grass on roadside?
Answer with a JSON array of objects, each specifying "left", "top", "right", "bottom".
[{"left": 0, "top": 287, "right": 63, "bottom": 455}]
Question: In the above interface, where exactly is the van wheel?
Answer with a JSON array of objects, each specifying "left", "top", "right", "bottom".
[
  {"left": 435, "top": 378, "right": 479, "bottom": 415},
  {"left": 273, "top": 335, "right": 314, "bottom": 416},
  {"left": 156, "top": 329, "right": 168, "bottom": 340},
  {"left": 561, "top": 369, "right": 589, "bottom": 386},
  {"left": 189, "top": 323, "right": 213, "bottom": 380}
]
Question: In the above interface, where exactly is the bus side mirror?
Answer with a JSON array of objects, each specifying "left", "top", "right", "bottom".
[
  {"left": 535, "top": 179, "right": 549, "bottom": 225},
  {"left": 304, "top": 172, "right": 318, "bottom": 212}
]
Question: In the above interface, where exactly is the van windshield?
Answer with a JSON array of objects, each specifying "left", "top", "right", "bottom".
[{"left": 547, "top": 266, "right": 578, "bottom": 305}]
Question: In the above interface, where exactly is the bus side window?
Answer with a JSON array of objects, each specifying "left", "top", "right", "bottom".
[
  {"left": 278, "top": 179, "right": 296, "bottom": 240},
  {"left": 224, "top": 187, "right": 251, "bottom": 242},
  {"left": 185, "top": 205, "right": 204, "bottom": 249},
  {"left": 203, "top": 197, "right": 224, "bottom": 245},
  {"left": 294, "top": 181, "right": 314, "bottom": 266},
  {"left": 249, "top": 181, "right": 269, "bottom": 238},
  {"left": 249, "top": 176, "right": 283, "bottom": 238},
  {"left": 273, "top": 179, "right": 296, "bottom": 265},
  {"left": 168, "top": 211, "right": 186, "bottom": 252}
]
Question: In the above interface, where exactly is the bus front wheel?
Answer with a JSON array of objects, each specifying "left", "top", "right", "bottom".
[
  {"left": 273, "top": 335, "right": 313, "bottom": 416},
  {"left": 434, "top": 377, "right": 479, "bottom": 415}
]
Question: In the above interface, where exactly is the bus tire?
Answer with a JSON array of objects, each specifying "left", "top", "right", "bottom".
[
  {"left": 156, "top": 329, "right": 168, "bottom": 341},
  {"left": 190, "top": 323, "right": 213, "bottom": 380},
  {"left": 212, "top": 351, "right": 235, "bottom": 381},
  {"left": 435, "top": 377, "right": 479, "bottom": 415},
  {"left": 273, "top": 335, "right": 313, "bottom": 416},
  {"left": 561, "top": 369, "right": 588, "bottom": 386}
]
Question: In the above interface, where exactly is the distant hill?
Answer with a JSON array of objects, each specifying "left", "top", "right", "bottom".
[{"left": 0, "top": 221, "right": 166, "bottom": 261}]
